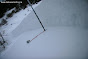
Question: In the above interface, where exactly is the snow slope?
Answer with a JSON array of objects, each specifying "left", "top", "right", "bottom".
[
  {"left": 11, "top": 0, "right": 88, "bottom": 38},
  {"left": 0, "top": 1, "right": 41, "bottom": 54},
  {"left": 0, "top": 1, "right": 41, "bottom": 35},
  {"left": 0, "top": 27, "right": 88, "bottom": 59}
]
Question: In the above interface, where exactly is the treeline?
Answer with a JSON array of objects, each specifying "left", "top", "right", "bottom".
[{"left": 0, "top": 0, "right": 41, "bottom": 18}]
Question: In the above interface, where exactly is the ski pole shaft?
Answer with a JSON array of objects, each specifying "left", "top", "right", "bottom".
[{"left": 27, "top": 0, "right": 46, "bottom": 31}]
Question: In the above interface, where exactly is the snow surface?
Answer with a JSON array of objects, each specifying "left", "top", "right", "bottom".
[
  {"left": 0, "top": 0, "right": 88, "bottom": 59},
  {"left": 0, "top": 27, "right": 88, "bottom": 59},
  {"left": 0, "top": 1, "right": 41, "bottom": 54},
  {"left": 34, "top": 0, "right": 88, "bottom": 28}
]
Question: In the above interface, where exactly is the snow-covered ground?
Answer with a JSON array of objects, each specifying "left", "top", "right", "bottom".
[
  {"left": 0, "top": 0, "right": 41, "bottom": 54},
  {"left": 0, "top": 0, "right": 88, "bottom": 59},
  {"left": 0, "top": 1, "right": 41, "bottom": 35},
  {"left": 0, "top": 27, "right": 88, "bottom": 59}
]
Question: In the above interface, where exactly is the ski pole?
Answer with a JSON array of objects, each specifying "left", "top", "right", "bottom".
[{"left": 27, "top": 0, "right": 46, "bottom": 31}]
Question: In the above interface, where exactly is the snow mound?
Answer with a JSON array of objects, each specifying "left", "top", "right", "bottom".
[{"left": 0, "top": 27, "right": 88, "bottom": 59}]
